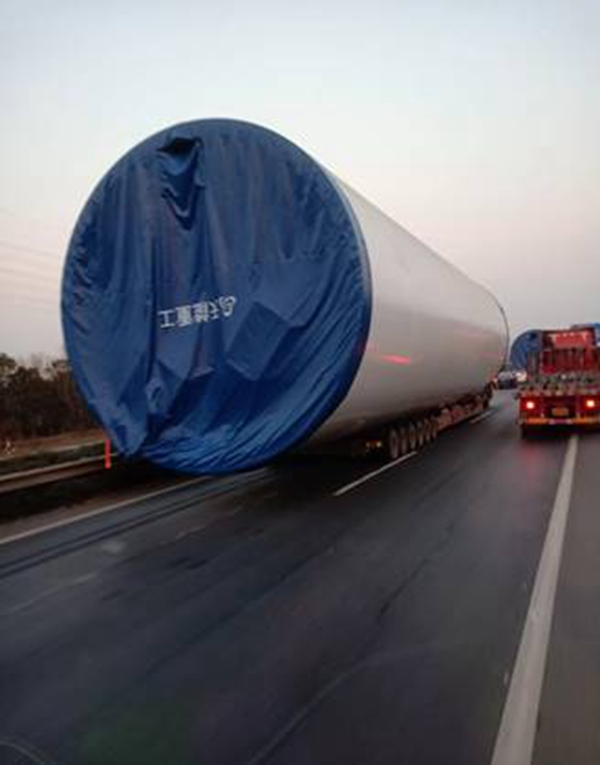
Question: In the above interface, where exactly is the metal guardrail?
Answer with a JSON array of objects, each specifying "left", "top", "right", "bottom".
[{"left": 0, "top": 455, "right": 115, "bottom": 495}]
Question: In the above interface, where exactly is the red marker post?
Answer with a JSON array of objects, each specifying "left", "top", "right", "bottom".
[{"left": 104, "top": 437, "right": 112, "bottom": 470}]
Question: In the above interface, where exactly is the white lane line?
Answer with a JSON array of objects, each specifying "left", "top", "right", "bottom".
[
  {"left": 470, "top": 409, "right": 496, "bottom": 425},
  {"left": 333, "top": 452, "right": 417, "bottom": 497},
  {"left": 0, "top": 476, "right": 208, "bottom": 547},
  {"left": 491, "top": 434, "right": 578, "bottom": 765},
  {"left": 0, "top": 738, "right": 55, "bottom": 765},
  {"left": 1, "top": 571, "right": 100, "bottom": 617},
  {"left": 172, "top": 504, "right": 245, "bottom": 541}
]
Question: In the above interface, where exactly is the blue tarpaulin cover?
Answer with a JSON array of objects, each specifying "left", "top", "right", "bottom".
[
  {"left": 509, "top": 330, "right": 542, "bottom": 370},
  {"left": 62, "top": 120, "right": 372, "bottom": 474}
]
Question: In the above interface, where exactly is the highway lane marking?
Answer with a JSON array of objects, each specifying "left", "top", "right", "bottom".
[
  {"left": 172, "top": 504, "right": 245, "bottom": 541},
  {"left": 0, "top": 737, "right": 57, "bottom": 765},
  {"left": 470, "top": 409, "right": 496, "bottom": 425},
  {"left": 0, "top": 571, "right": 100, "bottom": 617},
  {"left": 333, "top": 452, "right": 417, "bottom": 497},
  {"left": 491, "top": 434, "right": 578, "bottom": 765},
  {"left": 0, "top": 476, "right": 209, "bottom": 547},
  {"left": 0, "top": 470, "right": 274, "bottom": 581},
  {"left": 3, "top": 502, "right": 249, "bottom": 615}
]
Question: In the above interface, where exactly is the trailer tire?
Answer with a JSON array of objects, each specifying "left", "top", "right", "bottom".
[
  {"left": 408, "top": 423, "right": 417, "bottom": 452},
  {"left": 430, "top": 417, "right": 439, "bottom": 441},
  {"left": 416, "top": 421, "right": 425, "bottom": 449},
  {"left": 424, "top": 419, "right": 432, "bottom": 444},
  {"left": 386, "top": 426, "right": 401, "bottom": 461},
  {"left": 350, "top": 440, "right": 366, "bottom": 459},
  {"left": 399, "top": 426, "right": 409, "bottom": 456}
]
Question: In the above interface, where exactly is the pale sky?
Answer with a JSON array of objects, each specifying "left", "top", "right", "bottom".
[{"left": 1, "top": 0, "right": 599, "bottom": 359}]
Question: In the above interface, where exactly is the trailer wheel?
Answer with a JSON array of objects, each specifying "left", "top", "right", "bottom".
[
  {"left": 399, "top": 426, "right": 409, "bottom": 456},
  {"left": 430, "top": 417, "right": 439, "bottom": 441},
  {"left": 423, "top": 419, "right": 432, "bottom": 444},
  {"left": 416, "top": 420, "right": 425, "bottom": 449},
  {"left": 408, "top": 423, "right": 417, "bottom": 452},
  {"left": 350, "top": 440, "right": 366, "bottom": 459},
  {"left": 386, "top": 426, "right": 401, "bottom": 461}
]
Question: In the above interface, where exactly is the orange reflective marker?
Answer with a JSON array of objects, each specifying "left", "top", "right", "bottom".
[{"left": 104, "top": 437, "right": 112, "bottom": 469}]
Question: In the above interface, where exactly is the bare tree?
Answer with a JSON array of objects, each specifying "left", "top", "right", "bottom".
[{"left": 0, "top": 353, "right": 96, "bottom": 441}]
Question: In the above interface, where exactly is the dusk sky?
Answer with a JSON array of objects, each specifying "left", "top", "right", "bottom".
[{"left": 1, "top": 0, "right": 598, "bottom": 359}]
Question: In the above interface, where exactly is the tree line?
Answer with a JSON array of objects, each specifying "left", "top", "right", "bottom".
[{"left": 0, "top": 353, "right": 96, "bottom": 441}]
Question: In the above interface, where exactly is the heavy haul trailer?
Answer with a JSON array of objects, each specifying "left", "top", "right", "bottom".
[
  {"left": 519, "top": 327, "right": 600, "bottom": 434},
  {"left": 62, "top": 119, "right": 508, "bottom": 474},
  {"left": 310, "top": 386, "right": 495, "bottom": 462}
]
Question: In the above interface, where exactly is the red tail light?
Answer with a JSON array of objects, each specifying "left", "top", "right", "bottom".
[
  {"left": 585, "top": 398, "right": 598, "bottom": 410},
  {"left": 523, "top": 400, "right": 536, "bottom": 411}
]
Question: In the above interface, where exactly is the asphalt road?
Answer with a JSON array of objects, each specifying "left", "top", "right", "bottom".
[{"left": 0, "top": 392, "right": 597, "bottom": 765}]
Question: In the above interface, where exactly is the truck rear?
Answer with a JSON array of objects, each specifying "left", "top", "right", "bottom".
[{"left": 519, "top": 327, "right": 600, "bottom": 434}]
